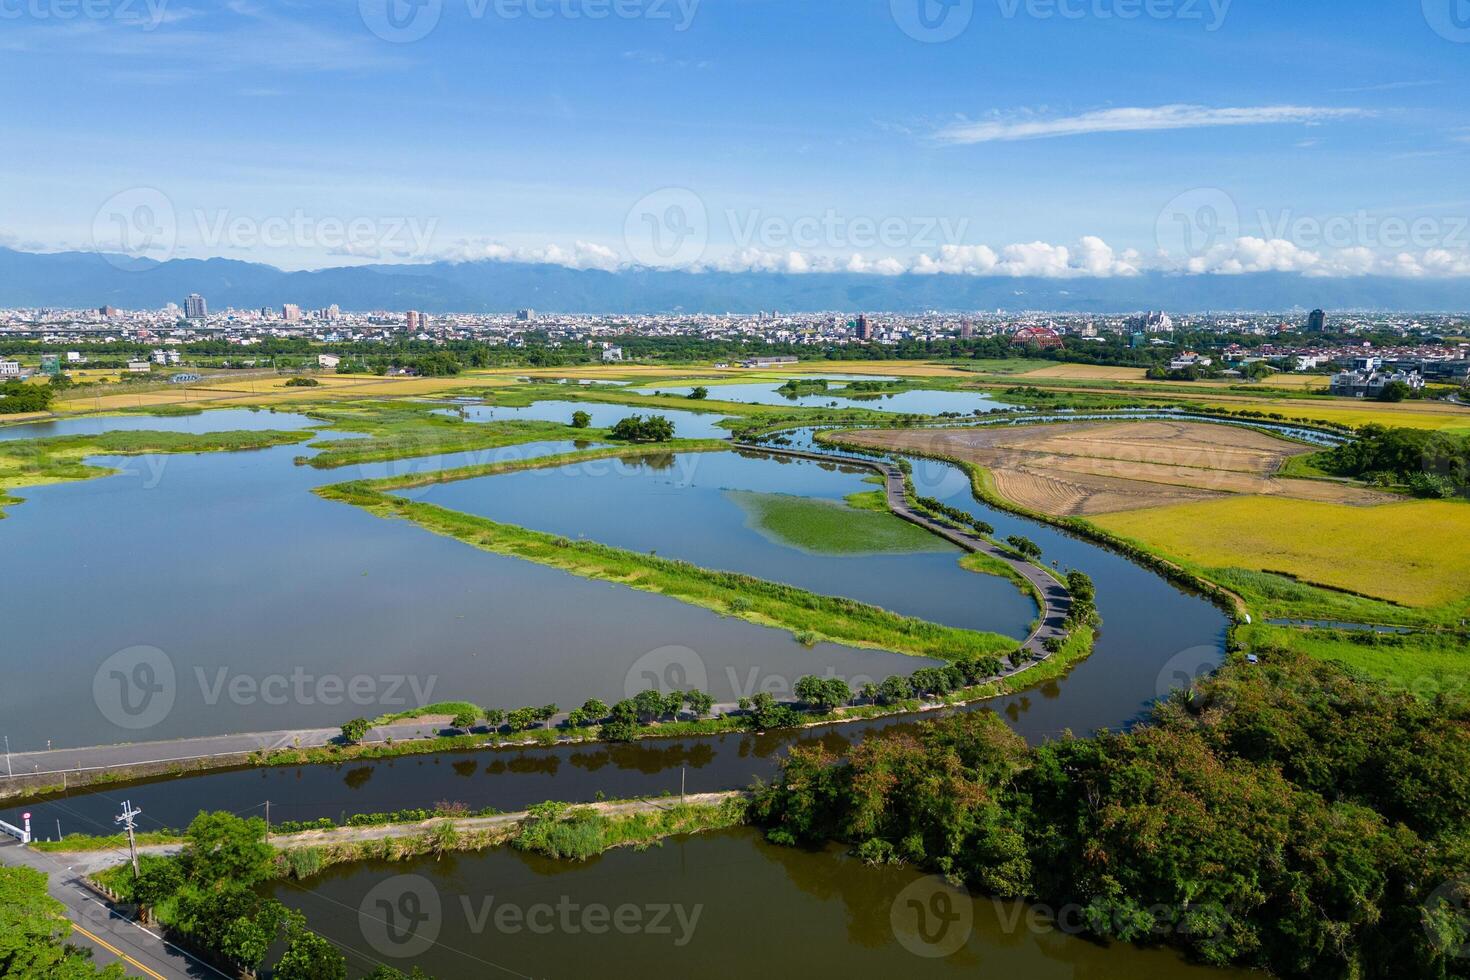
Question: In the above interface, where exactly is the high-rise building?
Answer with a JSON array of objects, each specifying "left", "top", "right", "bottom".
[
  {"left": 184, "top": 293, "right": 207, "bottom": 319},
  {"left": 517, "top": 309, "right": 535, "bottom": 322},
  {"left": 98, "top": 305, "right": 119, "bottom": 317},
  {"left": 282, "top": 304, "right": 301, "bottom": 323},
  {"left": 856, "top": 314, "right": 875, "bottom": 341},
  {"left": 1307, "top": 309, "right": 1327, "bottom": 332},
  {"left": 406, "top": 310, "right": 424, "bottom": 331}
]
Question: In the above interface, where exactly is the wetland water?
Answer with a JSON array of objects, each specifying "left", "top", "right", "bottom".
[
  {"left": 632, "top": 381, "right": 1013, "bottom": 414},
  {"left": 0, "top": 407, "right": 320, "bottom": 441},
  {"left": 266, "top": 828, "right": 1255, "bottom": 980},
  {"left": 0, "top": 406, "right": 1240, "bottom": 979},
  {"left": 3, "top": 424, "right": 1227, "bottom": 836},
  {"left": 0, "top": 414, "right": 928, "bottom": 751},
  {"left": 430, "top": 399, "right": 732, "bottom": 440},
  {"left": 408, "top": 450, "right": 1037, "bottom": 637}
]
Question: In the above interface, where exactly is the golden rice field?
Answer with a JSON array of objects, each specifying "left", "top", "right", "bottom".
[
  {"left": 1015, "top": 363, "right": 1148, "bottom": 381},
  {"left": 1091, "top": 496, "right": 1470, "bottom": 608}
]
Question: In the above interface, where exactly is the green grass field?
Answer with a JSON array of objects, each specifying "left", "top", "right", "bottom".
[
  {"left": 1239, "top": 622, "right": 1470, "bottom": 698},
  {"left": 728, "top": 490, "right": 949, "bottom": 555}
]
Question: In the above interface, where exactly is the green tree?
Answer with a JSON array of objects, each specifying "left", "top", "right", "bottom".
[
  {"left": 1005, "top": 535, "right": 1042, "bottom": 560},
  {"left": 181, "top": 811, "right": 273, "bottom": 886},
  {"left": 687, "top": 386, "right": 709, "bottom": 400},
  {"left": 1378, "top": 380, "right": 1410, "bottom": 402},
  {"left": 683, "top": 690, "right": 715, "bottom": 718},
  {"left": 274, "top": 927, "right": 346, "bottom": 980},
  {"left": 877, "top": 675, "right": 913, "bottom": 704},
  {"left": 0, "top": 867, "right": 123, "bottom": 978},
  {"left": 505, "top": 707, "right": 540, "bottom": 732},
  {"left": 794, "top": 676, "right": 850, "bottom": 711},
  {"left": 570, "top": 410, "right": 592, "bottom": 428},
  {"left": 482, "top": 708, "right": 505, "bottom": 729},
  {"left": 339, "top": 718, "right": 371, "bottom": 745},
  {"left": 451, "top": 707, "right": 481, "bottom": 732},
  {"left": 609, "top": 414, "right": 676, "bottom": 442}
]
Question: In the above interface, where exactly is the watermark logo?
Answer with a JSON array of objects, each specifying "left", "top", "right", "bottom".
[
  {"left": 1424, "top": 878, "right": 1470, "bottom": 958},
  {"left": 192, "top": 667, "right": 437, "bottom": 709},
  {"left": 1424, "top": 0, "right": 1470, "bottom": 42},
  {"left": 359, "top": 0, "right": 443, "bottom": 42},
  {"left": 625, "top": 187, "right": 708, "bottom": 267},
  {"left": 625, "top": 644, "right": 708, "bottom": 698},
  {"left": 360, "top": 874, "right": 443, "bottom": 958},
  {"left": 891, "top": 0, "right": 973, "bottom": 42},
  {"left": 93, "top": 645, "right": 176, "bottom": 730},
  {"left": 91, "top": 187, "right": 177, "bottom": 270},
  {"left": 1156, "top": 187, "right": 1239, "bottom": 261},
  {"left": 1155, "top": 644, "right": 1221, "bottom": 699},
  {"left": 890, "top": 875, "right": 973, "bottom": 958},
  {"left": 0, "top": 0, "right": 170, "bottom": 28}
]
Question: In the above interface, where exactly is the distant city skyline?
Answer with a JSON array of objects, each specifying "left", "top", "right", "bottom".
[{"left": 1, "top": 2, "right": 1468, "bottom": 279}]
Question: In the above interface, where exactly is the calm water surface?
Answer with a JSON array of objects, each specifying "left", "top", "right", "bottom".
[
  {"left": 411, "top": 450, "right": 1037, "bottom": 636},
  {"left": 432, "top": 400, "right": 732, "bottom": 440},
  {"left": 633, "top": 382, "right": 1011, "bottom": 414},
  {"left": 266, "top": 828, "right": 1257, "bottom": 980},
  {"left": 0, "top": 407, "right": 320, "bottom": 441},
  {"left": 0, "top": 425, "right": 928, "bottom": 749}
]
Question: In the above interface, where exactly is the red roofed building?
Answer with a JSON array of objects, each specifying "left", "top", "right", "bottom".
[{"left": 1011, "top": 326, "right": 1063, "bottom": 349}]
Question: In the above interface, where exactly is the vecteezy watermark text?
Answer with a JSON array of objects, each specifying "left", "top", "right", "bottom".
[
  {"left": 91, "top": 188, "right": 439, "bottom": 269},
  {"left": 359, "top": 0, "right": 700, "bottom": 44},
  {"left": 0, "top": 0, "right": 169, "bottom": 28},
  {"left": 93, "top": 646, "right": 439, "bottom": 730},
  {"left": 890, "top": 0, "right": 1230, "bottom": 43}
]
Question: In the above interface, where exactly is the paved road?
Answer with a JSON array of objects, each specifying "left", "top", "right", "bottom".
[
  {"left": 1, "top": 719, "right": 461, "bottom": 783},
  {"left": 736, "top": 443, "right": 1074, "bottom": 657},
  {"left": 0, "top": 838, "right": 226, "bottom": 980}
]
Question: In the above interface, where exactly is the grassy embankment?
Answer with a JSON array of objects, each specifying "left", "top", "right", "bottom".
[
  {"left": 315, "top": 441, "right": 1016, "bottom": 660},
  {"left": 87, "top": 799, "right": 749, "bottom": 910},
  {"left": 0, "top": 428, "right": 315, "bottom": 518}
]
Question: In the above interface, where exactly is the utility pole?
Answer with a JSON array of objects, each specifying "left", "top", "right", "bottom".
[
  {"left": 3, "top": 736, "right": 10, "bottom": 778},
  {"left": 115, "top": 801, "right": 142, "bottom": 880},
  {"left": 680, "top": 767, "right": 686, "bottom": 805},
  {"left": 264, "top": 801, "right": 270, "bottom": 837}
]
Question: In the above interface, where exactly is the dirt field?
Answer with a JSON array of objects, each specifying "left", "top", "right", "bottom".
[{"left": 841, "top": 420, "right": 1393, "bottom": 517}]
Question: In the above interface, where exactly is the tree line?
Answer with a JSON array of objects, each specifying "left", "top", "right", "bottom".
[{"left": 750, "top": 649, "right": 1470, "bottom": 978}]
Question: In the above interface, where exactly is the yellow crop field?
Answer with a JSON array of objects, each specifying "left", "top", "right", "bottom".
[
  {"left": 1092, "top": 496, "right": 1470, "bottom": 608},
  {"left": 1018, "top": 364, "right": 1148, "bottom": 381},
  {"left": 1194, "top": 399, "right": 1470, "bottom": 433}
]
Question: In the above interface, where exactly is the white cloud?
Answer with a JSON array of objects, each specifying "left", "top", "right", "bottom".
[
  {"left": 934, "top": 105, "right": 1367, "bottom": 145},
  {"left": 380, "top": 234, "right": 1470, "bottom": 281},
  {"left": 439, "top": 239, "right": 621, "bottom": 272}
]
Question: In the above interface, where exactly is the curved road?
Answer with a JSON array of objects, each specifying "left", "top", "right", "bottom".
[{"left": 733, "top": 443, "right": 1074, "bottom": 657}]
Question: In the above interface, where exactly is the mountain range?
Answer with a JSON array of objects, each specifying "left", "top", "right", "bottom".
[{"left": 2, "top": 247, "right": 1468, "bottom": 315}]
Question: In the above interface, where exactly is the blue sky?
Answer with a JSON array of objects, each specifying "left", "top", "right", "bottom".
[{"left": 3, "top": 0, "right": 1469, "bottom": 277}]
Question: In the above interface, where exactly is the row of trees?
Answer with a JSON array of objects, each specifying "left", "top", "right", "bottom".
[
  {"left": 340, "top": 651, "right": 1037, "bottom": 748},
  {"left": 752, "top": 649, "right": 1470, "bottom": 977},
  {"left": 1321, "top": 424, "right": 1469, "bottom": 498},
  {"left": 0, "top": 380, "right": 54, "bottom": 413}
]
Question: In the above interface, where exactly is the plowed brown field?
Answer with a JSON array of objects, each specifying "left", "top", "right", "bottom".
[{"left": 840, "top": 420, "right": 1393, "bottom": 516}]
